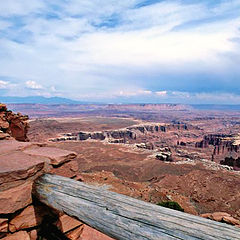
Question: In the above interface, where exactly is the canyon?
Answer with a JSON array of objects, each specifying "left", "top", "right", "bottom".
[{"left": 1, "top": 103, "right": 240, "bottom": 239}]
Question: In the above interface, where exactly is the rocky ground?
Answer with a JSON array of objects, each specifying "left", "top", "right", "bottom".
[
  {"left": 1, "top": 103, "right": 240, "bottom": 239},
  {"left": 0, "top": 139, "right": 114, "bottom": 240}
]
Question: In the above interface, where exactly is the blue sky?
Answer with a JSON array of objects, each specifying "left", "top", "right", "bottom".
[{"left": 0, "top": 0, "right": 240, "bottom": 103}]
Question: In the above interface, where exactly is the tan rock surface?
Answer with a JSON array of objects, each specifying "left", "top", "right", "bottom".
[
  {"left": 80, "top": 225, "right": 114, "bottom": 240},
  {"left": 56, "top": 214, "right": 82, "bottom": 233},
  {"left": 0, "top": 151, "right": 47, "bottom": 191},
  {"left": 0, "top": 140, "right": 32, "bottom": 155},
  {"left": 201, "top": 212, "right": 240, "bottom": 226},
  {"left": 9, "top": 205, "right": 49, "bottom": 232},
  {"left": 212, "top": 212, "right": 231, "bottom": 222},
  {"left": 2, "top": 231, "right": 30, "bottom": 240},
  {"left": 23, "top": 147, "right": 77, "bottom": 166},
  {"left": 223, "top": 216, "right": 240, "bottom": 225},
  {"left": 0, "top": 182, "right": 32, "bottom": 214}
]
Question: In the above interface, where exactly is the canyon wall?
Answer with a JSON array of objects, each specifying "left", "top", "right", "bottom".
[
  {"left": 196, "top": 134, "right": 240, "bottom": 170},
  {"left": 51, "top": 123, "right": 198, "bottom": 143}
]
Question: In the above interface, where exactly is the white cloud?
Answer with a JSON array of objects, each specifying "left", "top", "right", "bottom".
[
  {"left": 0, "top": 0, "right": 239, "bottom": 102},
  {"left": 117, "top": 89, "right": 152, "bottom": 97},
  {"left": 0, "top": 0, "right": 45, "bottom": 17},
  {"left": 155, "top": 91, "right": 167, "bottom": 96},
  {"left": 50, "top": 86, "right": 57, "bottom": 92},
  {"left": 0, "top": 80, "right": 9, "bottom": 89},
  {"left": 25, "top": 81, "right": 43, "bottom": 89}
]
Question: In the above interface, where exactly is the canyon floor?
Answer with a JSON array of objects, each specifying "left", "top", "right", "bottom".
[{"left": 4, "top": 104, "right": 240, "bottom": 227}]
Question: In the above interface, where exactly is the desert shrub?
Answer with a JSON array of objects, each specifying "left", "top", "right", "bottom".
[{"left": 157, "top": 201, "right": 184, "bottom": 212}]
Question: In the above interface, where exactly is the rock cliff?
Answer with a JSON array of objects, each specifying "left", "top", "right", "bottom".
[
  {"left": 50, "top": 123, "right": 197, "bottom": 145},
  {"left": 196, "top": 134, "right": 240, "bottom": 170},
  {"left": 0, "top": 104, "right": 29, "bottom": 141}
]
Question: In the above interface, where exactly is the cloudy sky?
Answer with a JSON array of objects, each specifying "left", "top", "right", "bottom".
[{"left": 0, "top": 0, "right": 240, "bottom": 103}]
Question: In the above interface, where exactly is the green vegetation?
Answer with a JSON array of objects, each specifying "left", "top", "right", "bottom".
[{"left": 157, "top": 201, "right": 184, "bottom": 212}]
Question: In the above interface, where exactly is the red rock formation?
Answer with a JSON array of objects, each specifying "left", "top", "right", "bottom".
[
  {"left": 196, "top": 134, "right": 240, "bottom": 169},
  {"left": 0, "top": 140, "right": 114, "bottom": 240},
  {"left": 52, "top": 123, "right": 197, "bottom": 145},
  {"left": 0, "top": 104, "right": 29, "bottom": 141}
]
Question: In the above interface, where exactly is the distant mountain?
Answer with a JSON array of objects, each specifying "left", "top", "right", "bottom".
[
  {"left": 0, "top": 96, "right": 87, "bottom": 104},
  {"left": 192, "top": 104, "right": 240, "bottom": 111}
]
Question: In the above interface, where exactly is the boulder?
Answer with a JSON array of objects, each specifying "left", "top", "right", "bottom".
[
  {"left": 23, "top": 147, "right": 77, "bottom": 166},
  {"left": 0, "top": 150, "right": 47, "bottom": 191},
  {"left": 0, "top": 182, "right": 32, "bottom": 214}
]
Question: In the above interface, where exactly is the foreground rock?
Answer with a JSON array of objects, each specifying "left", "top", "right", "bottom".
[
  {"left": 2, "top": 231, "right": 30, "bottom": 240},
  {"left": 0, "top": 182, "right": 33, "bottom": 214},
  {"left": 9, "top": 205, "right": 50, "bottom": 232},
  {"left": 0, "top": 103, "right": 115, "bottom": 240},
  {"left": 79, "top": 225, "right": 114, "bottom": 240},
  {"left": 23, "top": 146, "right": 77, "bottom": 166},
  {"left": 0, "top": 139, "right": 113, "bottom": 239},
  {"left": 55, "top": 214, "right": 83, "bottom": 233},
  {"left": 0, "top": 104, "right": 29, "bottom": 141},
  {"left": 201, "top": 212, "right": 240, "bottom": 227}
]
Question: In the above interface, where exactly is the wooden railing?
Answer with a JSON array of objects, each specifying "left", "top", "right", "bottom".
[{"left": 34, "top": 174, "right": 240, "bottom": 240}]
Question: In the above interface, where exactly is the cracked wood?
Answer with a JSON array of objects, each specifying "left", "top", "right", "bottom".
[{"left": 34, "top": 174, "right": 240, "bottom": 240}]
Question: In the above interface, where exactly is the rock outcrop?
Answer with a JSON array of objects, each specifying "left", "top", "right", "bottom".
[
  {"left": 0, "top": 140, "right": 114, "bottom": 240},
  {"left": 196, "top": 134, "right": 240, "bottom": 170},
  {"left": 156, "top": 147, "right": 172, "bottom": 162},
  {"left": 0, "top": 104, "right": 29, "bottom": 141},
  {"left": 50, "top": 123, "right": 197, "bottom": 145}
]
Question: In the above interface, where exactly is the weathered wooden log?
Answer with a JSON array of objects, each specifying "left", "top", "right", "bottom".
[{"left": 34, "top": 174, "right": 240, "bottom": 240}]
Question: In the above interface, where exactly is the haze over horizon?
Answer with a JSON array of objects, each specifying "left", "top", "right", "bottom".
[{"left": 0, "top": 0, "right": 240, "bottom": 104}]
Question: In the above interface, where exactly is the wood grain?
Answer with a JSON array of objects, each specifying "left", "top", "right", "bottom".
[{"left": 34, "top": 174, "right": 240, "bottom": 240}]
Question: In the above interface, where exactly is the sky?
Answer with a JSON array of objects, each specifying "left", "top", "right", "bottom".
[{"left": 0, "top": 0, "right": 240, "bottom": 104}]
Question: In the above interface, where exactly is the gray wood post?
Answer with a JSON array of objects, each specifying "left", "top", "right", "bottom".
[{"left": 34, "top": 174, "right": 240, "bottom": 240}]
